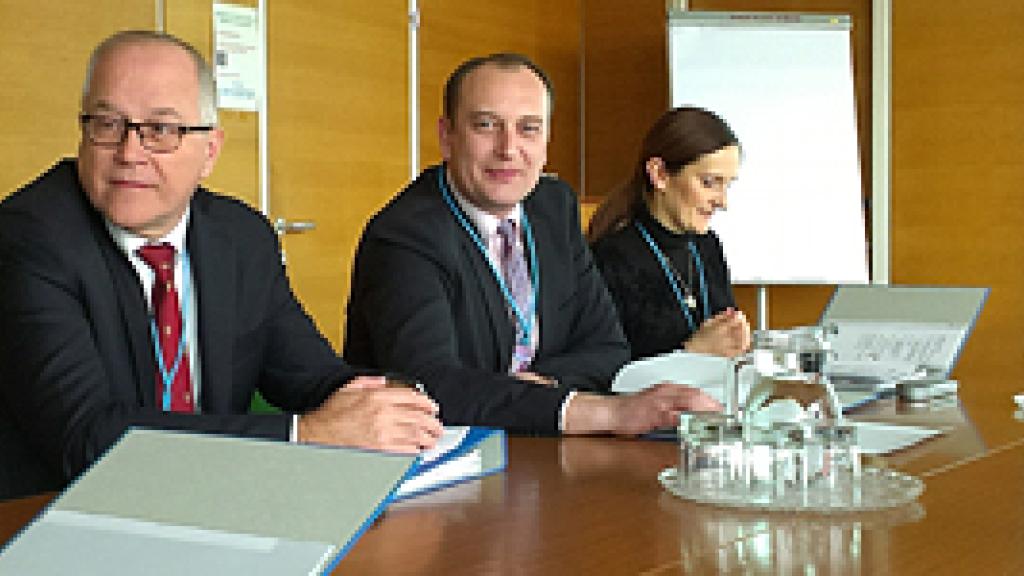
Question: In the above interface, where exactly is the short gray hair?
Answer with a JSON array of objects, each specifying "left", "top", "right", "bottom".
[{"left": 81, "top": 30, "right": 218, "bottom": 125}]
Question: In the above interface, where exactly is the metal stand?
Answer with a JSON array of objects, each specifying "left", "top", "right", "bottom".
[{"left": 757, "top": 285, "right": 769, "bottom": 331}]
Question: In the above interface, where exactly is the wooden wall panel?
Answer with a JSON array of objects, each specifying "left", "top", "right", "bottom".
[
  {"left": 581, "top": 1, "right": 667, "bottom": 202},
  {"left": 0, "top": 1, "right": 154, "bottom": 198},
  {"left": 166, "top": 0, "right": 260, "bottom": 210},
  {"left": 419, "top": 0, "right": 581, "bottom": 191},
  {"left": 582, "top": 0, "right": 872, "bottom": 331},
  {"left": 267, "top": 1, "right": 410, "bottom": 347},
  {"left": 892, "top": 1, "right": 1024, "bottom": 394}
]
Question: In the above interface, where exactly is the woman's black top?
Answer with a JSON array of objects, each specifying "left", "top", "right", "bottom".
[{"left": 591, "top": 207, "right": 736, "bottom": 360}]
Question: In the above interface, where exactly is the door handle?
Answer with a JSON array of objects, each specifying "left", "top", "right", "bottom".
[{"left": 274, "top": 218, "right": 316, "bottom": 235}]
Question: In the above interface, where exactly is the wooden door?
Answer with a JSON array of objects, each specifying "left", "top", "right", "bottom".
[{"left": 265, "top": 1, "right": 410, "bottom": 347}]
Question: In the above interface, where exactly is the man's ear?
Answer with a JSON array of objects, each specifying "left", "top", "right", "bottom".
[
  {"left": 438, "top": 116, "right": 453, "bottom": 161},
  {"left": 200, "top": 128, "right": 225, "bottom": 179}
]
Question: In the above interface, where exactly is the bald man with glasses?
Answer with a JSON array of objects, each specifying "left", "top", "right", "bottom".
[{"left": 0, "top": 30, "right": 441, "bottom": 499}]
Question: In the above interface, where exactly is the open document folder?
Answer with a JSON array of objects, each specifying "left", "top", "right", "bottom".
[
  {"left": 821, "top": 285, "right": 988, "bottom": 382},
  {"left": 393, "top": 426, "right": 506, "bottom": 501},
  {"left": 0, "top": 429, "right": 419, "bottom": 576}
]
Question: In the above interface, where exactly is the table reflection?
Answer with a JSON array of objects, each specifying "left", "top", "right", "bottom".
[
  {"left": 559, "top": 436, "right": 676, "bottom": 482},
  {"left": 660, "top": 494, "right": 924, "bottom": 575},
  {"left": 850, "top": 396, "right": 987, "bottom": 475},
  {"left": 343, "top": 477, "right": 506, "bottom": 574},
  {"left": 557, "top": 431, "right": 932, "bottom": 576}
]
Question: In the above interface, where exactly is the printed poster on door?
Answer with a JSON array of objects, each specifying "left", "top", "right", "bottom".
[{"left": 213, "top": 3, "right": 260, "bottom": 112}]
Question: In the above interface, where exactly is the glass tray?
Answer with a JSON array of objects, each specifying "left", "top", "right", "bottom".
[{"left": 659, "top": 466, "right": 923, "bottom": 512}]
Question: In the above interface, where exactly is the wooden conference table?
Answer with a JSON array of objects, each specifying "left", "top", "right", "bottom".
[{"left": 2, "top": 382, "right": 1022, "bottom": 575}]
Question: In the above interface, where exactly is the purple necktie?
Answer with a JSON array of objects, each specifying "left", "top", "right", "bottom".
[
  {"left": 137, "top": 243, "right": 194, "bottom": 412},
  {"left": 496, "top": 219, "right": 535, "bottom": 372}
]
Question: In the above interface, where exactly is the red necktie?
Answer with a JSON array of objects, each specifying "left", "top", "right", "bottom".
[{"left": 137, "top": 243, "right": 194, "bottom": 412}]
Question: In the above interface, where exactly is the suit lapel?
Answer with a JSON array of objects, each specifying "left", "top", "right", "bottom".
[
  {"left": 97, "top": 233, "right": 157, "bottom": 407},
  {"left": 524, "top": 192, "right": 555, "bottom": 357},
  {"left": 187, "top": 193, "right": 237, "bottom": 412},
  {"left": 454, "top": 215, "right": 515, "bottom": 369},
  {"left": 48, "top": 159, "right": 159, "bottom": 408},
  {"left": 432, "top": 166, "right": 520, "bottom": 369}
]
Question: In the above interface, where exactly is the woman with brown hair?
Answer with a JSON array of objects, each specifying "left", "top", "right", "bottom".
[{"left": 589, "top": 106, "right": 750, "bottom": 360}]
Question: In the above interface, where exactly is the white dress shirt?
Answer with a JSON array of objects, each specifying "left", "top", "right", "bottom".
[{"left": 105, "top": 209, "right": 202, "bottom": 412}]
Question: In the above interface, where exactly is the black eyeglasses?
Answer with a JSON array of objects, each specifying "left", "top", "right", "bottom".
[{"left": 79, "top": 114, "right": 214, "bottom": 153}]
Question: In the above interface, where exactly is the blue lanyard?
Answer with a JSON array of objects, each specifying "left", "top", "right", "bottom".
[
  {"left": 437, "top": 166, "right": 539, "bottom": 345},
  {"left": 634, "top": 221, "right": 709, "bottom": 333},
  {"left": 147, "top": 250, "right": 191, "bottom": 412}
]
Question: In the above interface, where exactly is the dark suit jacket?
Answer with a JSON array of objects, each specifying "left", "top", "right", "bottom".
[
  {"left": 344, "top": 165, "right": 629, "bottom": 434},
  {"left": 0, "top": 159, "right": 357, "bottom": 493}
]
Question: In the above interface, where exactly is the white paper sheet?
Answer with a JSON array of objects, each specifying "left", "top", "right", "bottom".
[
  {"left": 419, "top": 426, "right": 469, "bottom": 464},
  {"left": 611, "top": 351, "right": 733, "bottom": 403},
  {"left": 850, "top": 421, "right": 944, "bottom": 455},
  {"left": 213, "top": 3, "right": 261, "bottom": 111},
  {"left": 829, "top": 321, "right": 965, "bottom": 372}
]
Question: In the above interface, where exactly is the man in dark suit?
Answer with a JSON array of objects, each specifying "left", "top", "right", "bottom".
[
  {"left": 345, "top": 53, "right": 720, "bottom": 435},
  {"left": 0, "top": 31, "right": 440, "bottom": 497}
]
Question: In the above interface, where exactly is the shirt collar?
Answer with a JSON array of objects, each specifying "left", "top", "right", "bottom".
[
  {"left": 444, "top": 168, "right": 522, "bottom": 239},
  {"left": 105, "top": 207, "right": 191, "bottom": 260}
]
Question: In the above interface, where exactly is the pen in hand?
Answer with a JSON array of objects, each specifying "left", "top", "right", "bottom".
[{"left": 384, "top": 372, "right": 426, "bottom": 394}]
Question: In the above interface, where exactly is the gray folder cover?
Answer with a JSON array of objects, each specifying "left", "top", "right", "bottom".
[
  {"left": 821, "top": 285, "right": 988, "bottom": 326},
  {"left": 820, "top": 284, "right": 988, "bottom": 376},
  {"left": 0, "top": 429, "right": 417, "bottom": 575}
]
